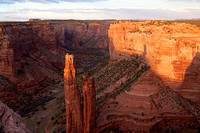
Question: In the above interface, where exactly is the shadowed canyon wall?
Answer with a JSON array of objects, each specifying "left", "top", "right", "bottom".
[
  {"left": 0, "top": 22, "right": 109, "bottom": 83},
  {"left": 108, "top": 21, "right": 200, "bottom": 103}
]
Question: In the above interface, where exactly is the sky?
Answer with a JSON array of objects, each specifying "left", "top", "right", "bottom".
[{"left": 0, "top": 0, "right": 200, "bottom": 21}]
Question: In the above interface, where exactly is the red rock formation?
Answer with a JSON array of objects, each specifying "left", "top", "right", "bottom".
[
  {"left": 64, "top": 54, "right": 83, "bottom": 133},
  {"left": 64, "top": 53, "right": 97, "bottom": 133},
  {"left": 109, "top": 21, "right": 200, "bottom": 82},
  {"left": 0, "top": 101, "right": 31, "bottom": 133},
  {"left": 0, "top": 21, "right": 109, "bottom": 110},
  {"left": 82, "top": 76, "right": 96, "bottom": 133},
  {"left": 29, "top": 18, "right": 41, "bottom": 21},
  {"left": 108, "top": 21, "right": 200, "bottom": 104},
  {"left": 0, "top": 22, "right": 109, "bottom": 84}
]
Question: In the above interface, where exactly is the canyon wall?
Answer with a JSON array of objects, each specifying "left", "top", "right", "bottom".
[
  {"left": 109, "top": 21, "right": 200, "bottom": 82},
  {"left": 108, "top": 21, "right": 200, "bottom": 104},
  {"left": 0, "top": 21, "right": 109, "bottom": 110},
  {"left": 0, "top": 22, "right": 109, "bottom": 83},
  {"left": 57, "top": 23, "right": 109, "bottom": 50},
  {"left": 93, "top": 22, "right": 200, "bottom": 131}
]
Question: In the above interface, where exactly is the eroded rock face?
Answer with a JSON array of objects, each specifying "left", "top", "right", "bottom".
[
  {"left": 0, "top": 28, "right": 15, "bottom": 82},
  {"left": 0, "top": 21, "right": 109, "bottom": 110},
  {"left": 64, "top": 54, "right": 83, "bottom": 133},
  {"left": 82, "top": 76, "right": 96, "bottom": 133},
  {"left": 0, "top": 101, "right": 31, "bottom": 133},
  {"left": 0, "top": 22, "right": 109, "bottom": 83},
  {"left": 58, "top": 23, "right": 109, "bottom": 50},
  {"left": 109, "top": 21, "right": 200, "bottom": 82},
  {"left": 108, "top": 21, "right": 200, "bottom": 104}
]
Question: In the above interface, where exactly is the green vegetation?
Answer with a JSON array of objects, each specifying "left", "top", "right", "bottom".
[
  {"left": 129, "top": 29, "right": 152, "bottom": 34},
  {"left": 141, "top": 20, "right": 200, "bottom": 27},
  {"left": 96, "top": 62, "right": 150, "bottom": 107},
  {"left": 145, "top": 20, "right": 174, "bottom": 26},
  {"left": 86, "top": 55, "right": 150, "bottom": 117}
]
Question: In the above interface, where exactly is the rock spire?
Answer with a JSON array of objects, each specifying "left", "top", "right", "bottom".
[
  {"left": 82, "top": 76, "right": 97, "bottom": 133},
  {"left": 64, "top": 53, "right": 83, "bottom": 133},
  {"left": 64, "top": 53, "right": 96, "bottom": 133}
]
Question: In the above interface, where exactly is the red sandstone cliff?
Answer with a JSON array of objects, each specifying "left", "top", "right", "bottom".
[
  {"left": 0, "top": 21, "right": 109, "bottom": 110},
  {"left": 108, "top": 21, "right": 200, "bottom": 104},
  {"left": 0, "top": 22, "right": 109, "bottom": 83}
]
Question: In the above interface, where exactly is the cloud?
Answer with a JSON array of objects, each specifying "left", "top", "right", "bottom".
[
  {"left": 0, "top": 0, "right": 107, "bottom": 4},
  {"left": 1, "top": 8, "right": 200, "bottom": 21}
]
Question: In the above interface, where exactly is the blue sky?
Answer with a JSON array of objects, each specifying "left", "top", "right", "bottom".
[{"left": 0, "top": 0, "right": 200, "bottom": 21}]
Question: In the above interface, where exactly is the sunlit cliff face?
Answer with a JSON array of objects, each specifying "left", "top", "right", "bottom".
[{"left": 109, "top": 21, "right": 200, "bottom": 82}]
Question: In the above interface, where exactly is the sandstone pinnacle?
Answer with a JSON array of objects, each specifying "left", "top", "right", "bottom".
[
  {"left": 64, "top": 54, "right": 97, "bottom": 133},
  {"left": 82, "top": 76, "right": 97, "bottom": 133},
  {"left": 64, "top": 53, "right": 83, "bottom": 133}
]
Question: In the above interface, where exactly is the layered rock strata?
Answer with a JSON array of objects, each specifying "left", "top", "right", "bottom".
[
  {"left": 0, "top": 21, "right": 109, "bottom": 110},
  {"left": 0, "top": 22, "right": 109, "bottom": 83},
  {"left": 0, "top": 101, "right": 31, "bottom": 133},
  {"left": 64, "top": 54, "right": 96, "bottom": 133},
  {"left": 109, "top": 21, "right": 200, "bottom": 82},
  {"left": 108, "top": 21, "right": 200, "bottom": 104}
]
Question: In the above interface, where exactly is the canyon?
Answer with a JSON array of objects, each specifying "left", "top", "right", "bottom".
[
  {"left": 0, "top": 20, "right": 199, "bottom": 132},
  {"left": 93, "top": 20, "right": 200, "bottom": 132},
  {"left": 109, "top": 21, "right": 200, "bottom": 105},
  {"left": 0, "top": 20, "right": 109, "bottom": 111}
]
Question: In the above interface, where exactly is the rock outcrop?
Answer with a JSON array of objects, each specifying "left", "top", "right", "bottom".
[
  {"left": 64, "top": 53, "right": 96, "bottom": 133},
  {"left": 82, "top": 76, "right": 96, "bottom": 133},
  {"left": 64, "top": 54, "right": 83, "bottom": 133},
  {"left": 108, "top": 21, "right": 200, "bottom": 104},
  {"left": 0, "top": 101, "right": 31, "bottom": 133}
]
